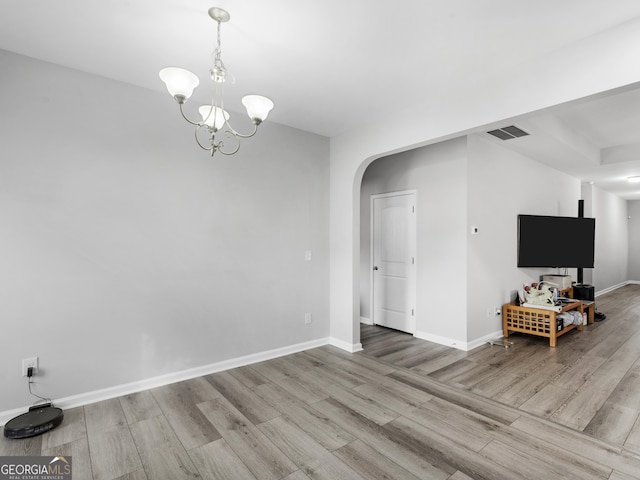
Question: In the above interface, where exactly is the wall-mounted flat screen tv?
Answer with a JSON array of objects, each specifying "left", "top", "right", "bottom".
[{"left": 517, "top": 214, "right": 595, "bottom": 268}]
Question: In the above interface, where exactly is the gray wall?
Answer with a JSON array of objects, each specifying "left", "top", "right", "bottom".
[
  {"left": 590, "top": 187, "right": 629, "bottom": 290},
  {"left": 360, "top": 138, "right": 468, "bottom": 343},
  {"left": 360, "top": 132, "right": 633, "bottom": 348},
  {"left": 0, "top": 51, "right": 330, "bottom": 414},
  {"left": 628, "top": 200, "right": 640, "bottom": 281},
  {"left": 360, "top": 134, "right": 584, "bottom": 347},
  {"left": 466, "top": 134, "right": 581, "bottom": 341}
]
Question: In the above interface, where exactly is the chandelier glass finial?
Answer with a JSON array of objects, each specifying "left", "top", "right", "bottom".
[{"left": 159, "top": 7, "right": 273, "bottom": 156}]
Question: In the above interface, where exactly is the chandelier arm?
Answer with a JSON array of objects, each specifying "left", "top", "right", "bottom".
[
  {"left": 194, "top": 124, "right": 215, "bottom": 153},
  {"left": 223, "top": 122, "right": 259, "bottom": 139},
  {"left": 179, "top": 103, "right": 203, "bottom": 127},
  {"left": 215, "top": 130, "right": 242, "bottom": 156}
]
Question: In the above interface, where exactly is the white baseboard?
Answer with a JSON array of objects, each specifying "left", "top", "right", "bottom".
[
  {"left": 466, "top": 330, "right": 506, "bottom": 351},
  {"left": 360, "top": 316, "right": 373, "bottom": 325},
  {"left": 596, "top": 281, "right": 629, "bottom": 297},
  {"left": 414, "top": 329, "right": 503, "bottom": 352},
  {"left": 414, "top": 330, "right": 467, "bottom": 351},
  {"left": 329, "top": 337, "right": 363, "bottom": 353},
  {"left": 1, "top": 337, "right": 330, "bottom": 426}
]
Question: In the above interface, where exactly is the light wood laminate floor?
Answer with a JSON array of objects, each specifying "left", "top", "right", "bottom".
[
  {"left": 362, "top": 284, "right": 640, "bottom": 454},
  {"left": 2, "top": 286, "right": 640, "bottom": 479}
]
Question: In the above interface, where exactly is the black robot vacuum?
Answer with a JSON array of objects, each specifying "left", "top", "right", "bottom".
[{"left": 4, "top": 405, "right": 64, "bottom": 439}]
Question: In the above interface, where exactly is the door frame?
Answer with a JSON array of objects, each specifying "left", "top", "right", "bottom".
[{"left": 370, "top": 189, "right": 417, "bottom": 333}]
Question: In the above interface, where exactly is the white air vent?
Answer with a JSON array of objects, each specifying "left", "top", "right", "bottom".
[{"left": 487, "top": 125, "right": 529, "bottom": 140}]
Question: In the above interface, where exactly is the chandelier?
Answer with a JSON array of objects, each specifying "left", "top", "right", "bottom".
[{"left": 159, "top": 7, "right": 274, "bottom": 156}]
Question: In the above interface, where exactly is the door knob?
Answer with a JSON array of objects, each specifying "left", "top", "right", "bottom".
[{"left": 373, "top": 266, "right": 379, "bottom": 270}]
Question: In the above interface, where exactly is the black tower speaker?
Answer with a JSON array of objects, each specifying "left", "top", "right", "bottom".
[{"left": 573, "top": 284, "right": 595, "bottom": 301}]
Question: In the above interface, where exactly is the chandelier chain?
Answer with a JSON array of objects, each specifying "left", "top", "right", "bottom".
[{"left": 212, "top": 19, "right": 227, "bottom": 82}]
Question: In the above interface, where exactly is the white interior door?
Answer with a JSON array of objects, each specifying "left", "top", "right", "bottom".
[{"left": 372, "top": 191, "right": 416, "bottom": 334}]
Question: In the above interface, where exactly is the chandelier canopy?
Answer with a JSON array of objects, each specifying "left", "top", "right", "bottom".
[{"left": 159, "top": 7, "right": 274, "bottom": 156}]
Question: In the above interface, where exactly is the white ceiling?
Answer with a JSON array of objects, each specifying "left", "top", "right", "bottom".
[
  {"left": 483, "top": 87, "right": 640, "bottom": 201},
  {"left": 2, "top": 0, "right": 640, "bottom": 199}
]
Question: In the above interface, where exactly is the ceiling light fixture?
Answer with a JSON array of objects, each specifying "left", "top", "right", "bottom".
[
  {"left": 159, "top": 7, "right": 274, "bottom": 156},
  {"left": 627, "top": 176, "right": 640, "bottom": 183}
]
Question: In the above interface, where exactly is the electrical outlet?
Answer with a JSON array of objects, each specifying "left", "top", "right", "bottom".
[
  {"left": 22, "top": 357, "right": 38, "bottom": 377},
  {"left": 304, "top": 313, "right": 312, "bottom": 325}
]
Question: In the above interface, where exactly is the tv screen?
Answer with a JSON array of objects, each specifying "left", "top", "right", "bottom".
[{"left": 517, "top": 215, "right": 595, "bottom": 268}]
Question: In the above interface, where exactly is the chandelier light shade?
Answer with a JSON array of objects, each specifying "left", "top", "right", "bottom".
[
  {"left": 242, "top": 95, "right": 275, "bottom": 124},
  {"left": 159, "top": 7, "right": 274, "bottom": 156},
  {"left": 627, "top": 176, "right": 640, "bottom": 183},
  {"left": 158, "top": 67, "right": 199, "bottom": 102},
  {"left": 198, "top": 105, "right": 229, "bottom": 130}
]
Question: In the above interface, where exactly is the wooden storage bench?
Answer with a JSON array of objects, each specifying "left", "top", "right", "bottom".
[{"left": 502, "top": 301, "right": 584, "bottom": 347}]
